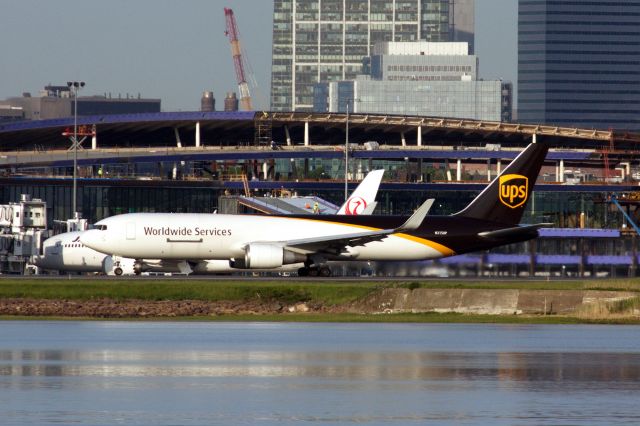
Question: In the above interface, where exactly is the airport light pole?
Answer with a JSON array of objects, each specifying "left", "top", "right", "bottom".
[
  {"left": 67, "top": 81, "right": 85, "bottom": 215},
  {"left": 345, "top": 101, "right": 349, "bottom": 202}
]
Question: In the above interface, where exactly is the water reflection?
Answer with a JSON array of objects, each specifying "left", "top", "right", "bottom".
[
  {"left": 1, "top": 323, "right": 640, "bottom": 425},
  {"left": 2, "top": 349, "right": 640, "bottom": 385}
]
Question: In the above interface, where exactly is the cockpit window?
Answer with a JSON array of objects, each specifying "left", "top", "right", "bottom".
[{"left": 95, "top": 224, "right": 108, "bottom": 231}]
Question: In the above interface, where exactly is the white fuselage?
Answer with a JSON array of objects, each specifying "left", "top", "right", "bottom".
[
  {"left": 33, "top": 170, "right": 389, "bottom": 275},
  {"left": 33, "top": 229, "right": 296, "bottom": 275},
  {"left": 81, "top": 213, "right": 447, "bottom": 262},
  {"left": 33, "top": 231, "right": 111, "bottom": 273}
]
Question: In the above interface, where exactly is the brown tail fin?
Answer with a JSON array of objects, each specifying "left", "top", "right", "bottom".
[{"left": 455, "top": 139, "right": 549, "bottom": 225}]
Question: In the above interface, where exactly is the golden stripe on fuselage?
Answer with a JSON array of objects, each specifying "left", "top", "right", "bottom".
[{"left": 284, "top": 216, "right": 456, "bottom": 257}]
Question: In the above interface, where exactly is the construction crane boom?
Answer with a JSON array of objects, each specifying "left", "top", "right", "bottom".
[
  {"left": 224, "top": 7, "right": 253, "bottom": 111},
  {"left": 610, "top": 195, "right": 640, "bottom": 236}
]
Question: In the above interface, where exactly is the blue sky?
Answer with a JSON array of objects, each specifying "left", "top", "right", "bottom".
[{"left": 0, "top": 0, "right": 517, "bottom": 111}]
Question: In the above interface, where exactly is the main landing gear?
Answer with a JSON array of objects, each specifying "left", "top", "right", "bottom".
[{"left": 297, "top": 265, "right": 332, "bottom": 277}]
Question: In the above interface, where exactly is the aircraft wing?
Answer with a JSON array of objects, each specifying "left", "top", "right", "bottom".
[{"left": 278, "top": 199, "right": 434, "bottom": 255}]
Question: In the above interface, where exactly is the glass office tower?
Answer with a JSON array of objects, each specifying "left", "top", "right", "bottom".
[
  {"left": 271, "top": 0, "right": 456, "bottom": 111},
  {"left": 518, "top": 0, "right": 640, "bottom": 130},
  {"left": 316, "top": 77, "right": 510, "bottom": 121}
]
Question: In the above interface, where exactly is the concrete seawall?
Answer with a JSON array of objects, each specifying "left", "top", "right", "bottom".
[{"left": 351, "top": 288, "right": 638, "bottom": 315}]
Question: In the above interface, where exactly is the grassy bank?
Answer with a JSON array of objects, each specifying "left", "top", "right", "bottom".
[
  {"left": 0, "top": 277, "right": 639, "bottom": 323},
  {"left": 1, "top": 277, "right": 638, "bottom": 302},
  {"left": 0, "top": 278, "right": 380, "bottom": 305}
]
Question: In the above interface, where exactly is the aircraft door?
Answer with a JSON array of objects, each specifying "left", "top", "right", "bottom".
[{"left": 126, "top": 222, "right": 136, "bottom": 240}]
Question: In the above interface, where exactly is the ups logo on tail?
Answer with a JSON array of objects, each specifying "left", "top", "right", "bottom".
[{"left": 499, "top": 174, "right": 528, "bottom": 209}]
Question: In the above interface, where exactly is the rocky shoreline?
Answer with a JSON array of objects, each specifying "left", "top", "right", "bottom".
[{"left": 0, "top": 298, "right": 329, "bottom": 318}]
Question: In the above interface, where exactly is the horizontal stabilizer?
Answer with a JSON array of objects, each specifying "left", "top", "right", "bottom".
[{"left": 478, "top": 223, "right": 553, "bottom": 241}]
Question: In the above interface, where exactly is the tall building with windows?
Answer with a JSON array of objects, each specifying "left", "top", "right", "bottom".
[
  {"left": 313, "top": 41, "right": 512, "bottom": 122},
  {"left": 518, "top": 0, "right": 640, "bottom": 130},
  {"left": 450, "top": 0, "right": 474, "bottom": 53},
  {"left": 271, "top": 0, "right": 474, "bottom": 112}
]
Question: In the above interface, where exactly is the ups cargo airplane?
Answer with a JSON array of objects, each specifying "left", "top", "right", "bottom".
[
  {"left": 33, "top": 170, "right": 385, "bottom": 275},
  {"left": 80, "top": 141, "right": 549, "bottom": 277}
]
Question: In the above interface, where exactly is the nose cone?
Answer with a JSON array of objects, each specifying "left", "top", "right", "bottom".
[{"left": 80, "top": 229, "right": 108, "bottom": 254}]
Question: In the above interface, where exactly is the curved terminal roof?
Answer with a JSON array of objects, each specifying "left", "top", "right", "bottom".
[
  {"left": 1, "top": 111, "right": 639, "bottom": 168},
  {"left": 0, "top": 111, "right": 256, "bottom": 150}
]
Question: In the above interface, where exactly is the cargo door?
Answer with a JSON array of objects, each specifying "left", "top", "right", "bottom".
[{"left": 126, "top": 222, "right": 136, "bottom": 240}]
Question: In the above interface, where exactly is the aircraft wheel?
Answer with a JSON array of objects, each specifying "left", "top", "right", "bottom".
[
  {"left": 114, "top": 267, "right": 123, "bottom": 276},
  {"left": 308, "top": 268, "right": 319, "bottom": 277},
  {"left": 297, "top": 267, "right": 309, "bottom": 277},
  {"left": 318, "top": 266, "right": 332, "bottom": 277}
]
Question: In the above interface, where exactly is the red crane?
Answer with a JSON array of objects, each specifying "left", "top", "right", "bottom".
[{"left": 224, "top": 7, "right": 253, "bottom": 111}]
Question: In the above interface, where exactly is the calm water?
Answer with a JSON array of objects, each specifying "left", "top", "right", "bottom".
[{"left": 1, "top": 321, "right": 639, "bottom": 425}]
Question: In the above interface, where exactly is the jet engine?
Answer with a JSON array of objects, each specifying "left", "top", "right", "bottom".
[
  {"left": 241, "top": 243, "right": 305, "bottom": 269},
  {"left": 133, "top": 260, "right": 145, "bottom": 275}
]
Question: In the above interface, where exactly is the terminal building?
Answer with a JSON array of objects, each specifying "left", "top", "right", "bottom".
[{"left": 0, "top": 109, "right": 638, "bottom": 277}]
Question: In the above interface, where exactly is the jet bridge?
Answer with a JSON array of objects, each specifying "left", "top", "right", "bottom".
[{"left": 0, "top": 194, "right": 50, "bottom": 273}]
